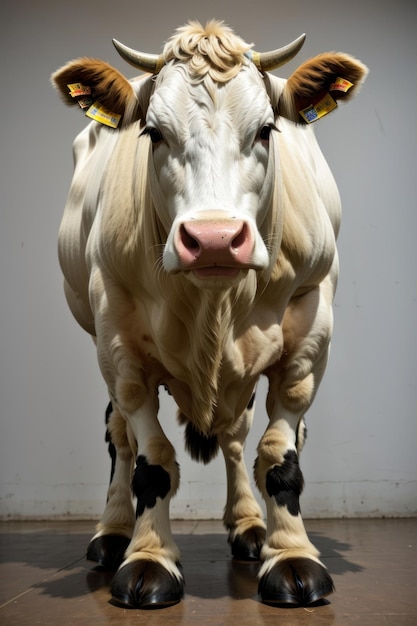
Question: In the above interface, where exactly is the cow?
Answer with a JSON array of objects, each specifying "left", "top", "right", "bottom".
[{"left": 51, "top": 20, "right": 367, "bottom": 609}]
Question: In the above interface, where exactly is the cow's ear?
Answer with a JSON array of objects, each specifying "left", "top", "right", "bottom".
[
  {"left": 51, "top": 58, "right": 138, "bottom": 128},
  {"left": 278, "top": 52, "right": 368, "bottom": 124}
]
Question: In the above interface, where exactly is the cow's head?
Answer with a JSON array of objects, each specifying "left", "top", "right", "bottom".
[{"left": 52, "top": 21, "right": 367, "bottom": 288}]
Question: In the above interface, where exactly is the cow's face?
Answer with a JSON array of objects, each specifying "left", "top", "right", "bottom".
[{"left": 144, "top": 63, "right": 279, "bottom": 286}]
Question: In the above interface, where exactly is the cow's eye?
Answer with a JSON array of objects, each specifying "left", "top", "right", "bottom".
[
  {"left": 149, "top": 127, "right": 163, "bottom": 144},
  {"left": 142, "top": 126, "right": 163, "bottom": 144},
  {"left": 259, "top": 125, "right": 272, "bottom": 141}
]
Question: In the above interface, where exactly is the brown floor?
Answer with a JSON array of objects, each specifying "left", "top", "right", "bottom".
[{"left": 0, "top": 518, "right": 415, "bottom": 625}]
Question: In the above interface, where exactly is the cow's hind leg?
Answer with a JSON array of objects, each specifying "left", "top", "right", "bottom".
[
  {"left": 87, "top": 403, "right": 135, "bottom": 569},
  {"left": 218, "top": 396, "right": 266, "bottom": 561},
  {"left": 255, "top": 285, "right": 335, "bottom": 606},
  {"left": 109, "top": 385, "right": 184, "bottom": 609}
]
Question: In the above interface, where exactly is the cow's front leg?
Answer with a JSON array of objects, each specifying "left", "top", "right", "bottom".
[
  {"left": 110, "top": 381, "right": 184, "bottom": 609},
  {"left": 255, "top": 286, "right": 335, "bottom": 606},
  {"left": 254, "top": 414, "right": 333, "bottom": 606},
  {"left": 87, "top": 403, "right": 135, "bottom": 569}
]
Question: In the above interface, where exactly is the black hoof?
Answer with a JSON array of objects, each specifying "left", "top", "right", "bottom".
[
  {"left": 230, "top": 527, "right": 266, "bottom": 561},
  {"left": 111, "top": 560, "right": 184, "bottom": 609},
  {"left": 259, "top": 557, "right": 334, "bottom": 606},
  {"left": 86, "top": 535, "right": 130, "bottom": 570}
]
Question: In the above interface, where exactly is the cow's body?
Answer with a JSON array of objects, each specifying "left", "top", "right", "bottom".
[{"left": 52, "top": 21, "right": 367, "bottom": 609}]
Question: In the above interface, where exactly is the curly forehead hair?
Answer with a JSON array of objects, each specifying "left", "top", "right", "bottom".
[{"left": 162, "top": 20, "right": 253, "bottom": 82}]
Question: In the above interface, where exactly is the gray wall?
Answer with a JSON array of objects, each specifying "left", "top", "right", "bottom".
[{"left": 1, "top": 0, "right": 416, "bottom": 519}]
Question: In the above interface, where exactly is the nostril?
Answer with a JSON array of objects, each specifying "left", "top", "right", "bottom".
[
  {"left": 231, "top": 222, "right": 248, "bottom": 251},
  {"left": 180, "top": 224, "right": 200, "bottom": 251}
]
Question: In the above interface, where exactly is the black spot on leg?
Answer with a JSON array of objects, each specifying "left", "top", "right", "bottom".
[
  {"left": 132, "top": 455, "right": 171, "bottom": 517},
  {"left": 265, "top": 450, "right": 304, "bottom": 516},
  {"left": 105, "top": 402, "right": 116, "bottom": 487}
]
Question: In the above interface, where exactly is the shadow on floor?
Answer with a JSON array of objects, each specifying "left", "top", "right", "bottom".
[{"left": 0, "top": 530, "right": 362, "bottom": 602}]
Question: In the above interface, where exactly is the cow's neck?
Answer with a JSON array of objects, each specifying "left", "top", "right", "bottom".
[
  {"left": 159, "top": 281, "right": 251, "bottom": 434},
  {"left": 191, "top": 290, "right": 230, "bottom": 431}
]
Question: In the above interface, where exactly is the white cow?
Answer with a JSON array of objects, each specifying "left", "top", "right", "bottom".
[{"left": 52, "top": 20, "right": 367, "bottom": 609}]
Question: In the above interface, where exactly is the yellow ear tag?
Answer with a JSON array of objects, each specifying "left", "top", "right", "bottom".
[
  {"left": 329, "top": 77, "right": 354, "bottom": 93},
  {"left": 85, "top": 101, "right": 121, "bottom": 128},
  {"left": 299, "top": 93, "right": 337, "bottom": 123}
]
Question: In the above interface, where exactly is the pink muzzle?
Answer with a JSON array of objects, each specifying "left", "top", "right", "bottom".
[{"left": 175, "top": 219, "right": 256, "bottom": 277}]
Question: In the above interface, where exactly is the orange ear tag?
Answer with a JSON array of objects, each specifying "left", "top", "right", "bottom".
[
  {"left": 67, "top": 83, "right": 93, "bottom": 109},
  {"left": 329, "top": 77, "right": 354, "bottom": 93},
  {"left": 67, "top": 83, "right": 92, "bottom": 97}
]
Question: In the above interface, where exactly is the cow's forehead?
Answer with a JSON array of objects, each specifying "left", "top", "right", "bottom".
[{"left": 148, "top": 62, "right": 272, "bottom": 130}]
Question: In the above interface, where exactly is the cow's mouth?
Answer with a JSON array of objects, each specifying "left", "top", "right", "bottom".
[{"left": 192, "top": 266, "right": 241, "bottom": 279}]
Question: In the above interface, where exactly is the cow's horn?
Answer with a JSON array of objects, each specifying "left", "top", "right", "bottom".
[
  {"left": 252, "top": 33, "right": 306, "bottom": 71},
  {"left": 112, "top": 39, "right": 165, "bottom": 74}
]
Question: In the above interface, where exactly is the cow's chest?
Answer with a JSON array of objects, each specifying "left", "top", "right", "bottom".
[
  {"left": 109, "top": 286, "right": 284, "bottom": 431},
  {"left": 132, "top": 302, "right": 283, "bottom": 432}
]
